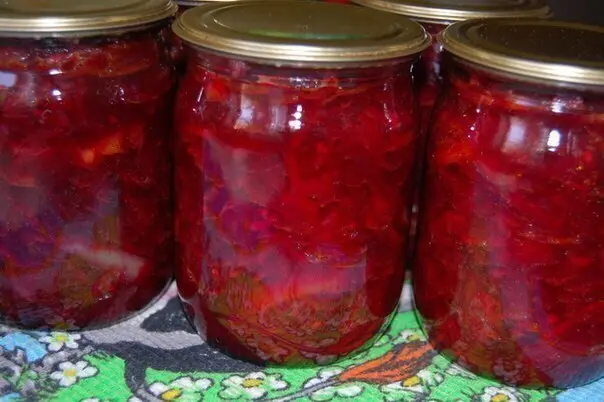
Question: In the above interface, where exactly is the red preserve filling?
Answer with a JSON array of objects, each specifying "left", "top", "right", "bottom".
[
  {"left": 408, "top": 22, "right": 446, "bottom": 262},
  {"left": 414, "top": 58, "right": 604, "bottom": 388},
  {"left": 175, "top": 52, "right": 418, "bottom": 364},
  {"left": 0, "top": 28, "right": 175, "bottom": 329}
]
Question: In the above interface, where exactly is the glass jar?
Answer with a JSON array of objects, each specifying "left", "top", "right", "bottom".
[
  {"left": 173, "top": 1, "right": 429, "bottom": 364},
  {"left": 352, "top": 0, "right": 551, "bottom": 261},
  {"left": 415, "top": 19, "right": 604, "bottom": 388},
  {"left": 0, "top": 0, "right": 177, "bottom": 330}
]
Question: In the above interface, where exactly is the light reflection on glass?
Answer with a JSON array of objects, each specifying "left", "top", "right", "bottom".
[
  {"left": 501, "top": 117, "right": 527, "bottom": 154},
  {"left": 51, "top": 89, "right": 63, "bottom": 101},
  {"left": 547, "top": 129, "right": 561, "bottom": 152},
  {"left": 289, "top": 104, "right": 303, "bottom": 131}
]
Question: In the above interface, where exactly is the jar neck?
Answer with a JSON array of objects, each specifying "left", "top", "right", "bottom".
[
  {"left": 444, "top": 53, "right": 604, "bottom": 115},
  {"left": 184, "top": 48, "right": 416, "bottom": 87},
  {"left": 0, "top": 23, "right": 171, "bottom": 76}
]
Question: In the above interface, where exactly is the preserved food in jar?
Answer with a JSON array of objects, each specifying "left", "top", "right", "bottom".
[
  {"left": 0, "top": 0, "right": 177, "bottom": 330},
  {"left": 351, "top": 0, "right": 551, "bottom": 260},
  {"left": 415, "top": 19, "right": 604, "bottom": 388},
  {"left": 173, "top": 1, "right": 429, "bottom": 364}
]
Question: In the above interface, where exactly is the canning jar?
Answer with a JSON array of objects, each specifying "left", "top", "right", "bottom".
[
  {"left": 414, "top": 19, "right": 604, "bottom": 388},
  {"left": 173, "top": 1, "right": 429, "bottom": 365},
  {"left": 0, "top": 0, "right": 177, "bottom": 330}
]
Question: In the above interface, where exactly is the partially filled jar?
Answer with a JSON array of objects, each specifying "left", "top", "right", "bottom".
[
  {"left": 414, "top": 19, "right": 604, "bottom": 388},
  {"left": 173, "top": 0, "right": 429, "bottom": 364},
  {"left": 0, "top": 0, "right": 177, "bottom": 330}
]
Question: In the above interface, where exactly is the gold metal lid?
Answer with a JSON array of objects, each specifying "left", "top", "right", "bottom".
[
  {"left": 173, "top": 0, "right": 431, "bottom": 66},
  {"left": 0, "top": 0, "right": 177, "bottom": 37},
  {"left": 351, "top": 0, "right": 551, "bottom": 24},
  {"left": 440, "top": 19, "right": 604, "bottom": 87}
]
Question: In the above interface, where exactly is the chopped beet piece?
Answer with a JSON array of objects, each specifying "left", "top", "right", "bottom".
[
  {"left": 0, "top": 27, "right": 175, "bottom": 330},
  {"left": 175, "top": 51, "right": 418, "bottom": 365}
]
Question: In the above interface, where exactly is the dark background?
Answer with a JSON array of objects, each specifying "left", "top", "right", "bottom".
[{"left": 549, "top": 0, "right": 603, "bottom": 25}]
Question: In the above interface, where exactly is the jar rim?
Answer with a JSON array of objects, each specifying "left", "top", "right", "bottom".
[
  {"left": 440, "top": 18, "right": 604, "bottom": 87},
  {"left": 0, "top": 0, "right": 177, "bottom": 37},
  {"left": 172, "top": 0, "right": 431, "bottom": 66},
  {"left": 350, "top": 0, "right": 551, "bottom": 24}
]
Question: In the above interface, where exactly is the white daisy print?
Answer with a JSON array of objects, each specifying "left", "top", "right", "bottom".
[
  {"left": 446, "top": 363, "right": 477, "bottom": 379},
  {"left": 50, "top": 361, "right": 98, "bottom": 387},
  {"left": 393, "top": 329, "right": 425, "bottom": 344},
  {"left": 373, "top": 334, "right": 392, "bottom": 347},
  {"left": 381, "top": 368, "right": 445, "bottom": 398},
  {"left": 301, "top": 352, "right": 338, "bottom": 365},
  {"left": 303, "top": 367, "right": 363, "bottom": 401},
  {"left": 148, "top": 376, "right": 213, "bottom": 401},
  {"left": 39, "top": 332, "right": 81, "bottom": 352},
  {"left": 479, "top": 386, "right": 527, "bottom": 402},
  {"left": 309, "top": 383, "right": 363, "bottom": 401},
  {"left": 304, "top": 367, "right": 344, "bottom": 388},
  {"left": 220, "top": 372, "right": 288, "bottom": 400}
]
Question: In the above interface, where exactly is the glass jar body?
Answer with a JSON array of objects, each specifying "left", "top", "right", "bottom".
[
  {"left": 414, "top": 56, "right": 604, "bottom": 388},
  {"left": 175, "top": 51, "right": 419, "bottom": 364},
  {"left": 0, "top": 26, "right": 176, "bottom": 330}
]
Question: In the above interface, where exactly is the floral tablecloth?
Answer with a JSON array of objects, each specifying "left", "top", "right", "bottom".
[{"left": 0, "top": 281, "right": 597, "bottom": 401}]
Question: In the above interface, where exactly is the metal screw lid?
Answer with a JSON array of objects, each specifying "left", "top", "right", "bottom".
[
  {"left": 351, "top": 0, "right": 551, "bottom": 24},
  {"left": 173, "top": 0, "right": 431, "bottom": 66},
  {"left": 0, "top": 0, "right": 177, "bottom": 37},
  {"left": 441, "top": 18, "right": 604, "bottom": 86}
]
